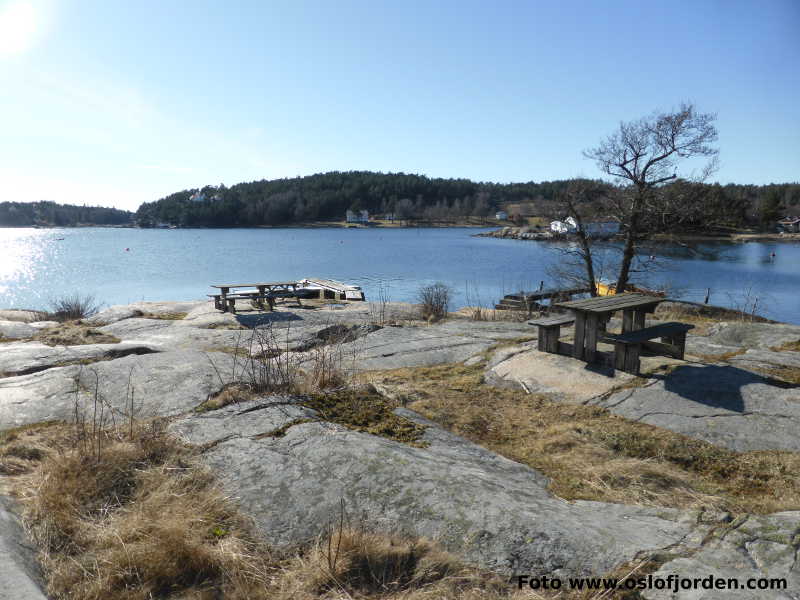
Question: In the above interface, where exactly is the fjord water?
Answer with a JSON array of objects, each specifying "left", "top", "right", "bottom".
[{"left": 1, "top": 227, "right": 798, "bottom": 324}]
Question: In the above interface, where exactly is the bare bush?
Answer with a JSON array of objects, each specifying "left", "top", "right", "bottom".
[
  {"left": 417, "top": 282, "right": 452, "bottom": 322},
  {"left": 48, "top": 293, "right": 101, "bottom": 322}
]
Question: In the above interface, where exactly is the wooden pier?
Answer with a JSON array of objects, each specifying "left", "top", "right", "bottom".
[
  {"left": 295, "top": 278, "right": 365, "bottom": 301},
  {"left": 495, "top": 286, "right": 591, "bottom": 312}
]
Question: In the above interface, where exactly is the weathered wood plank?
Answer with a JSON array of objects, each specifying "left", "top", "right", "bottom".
[{"left": 572, "top": 313, "right": 586, "bottom": 360}]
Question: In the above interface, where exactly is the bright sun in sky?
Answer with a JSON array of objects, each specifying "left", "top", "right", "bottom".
[{"left": 0, "top": 0, "right": 40, "bottom": 58}]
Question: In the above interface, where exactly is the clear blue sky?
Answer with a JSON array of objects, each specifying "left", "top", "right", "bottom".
[{"left": 1, "top": 0, "right": 798, "bottom": 211}]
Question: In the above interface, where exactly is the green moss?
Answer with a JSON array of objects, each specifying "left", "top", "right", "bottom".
[{"left": 303, "top": 389, "right": 427, "bottom": 447}]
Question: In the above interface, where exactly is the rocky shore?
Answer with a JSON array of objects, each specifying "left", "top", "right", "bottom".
[
  {"left": 474, "top": 226, "right": 556, "bottom": 240},
  {"left": 1, "top": 298, "right": 799, "bottom": 598}
]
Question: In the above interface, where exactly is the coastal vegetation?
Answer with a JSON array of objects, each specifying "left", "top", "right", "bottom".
[
  {"left": 134, "top": 170, "right": 800, "bottom": 231},
  {"left": 2, "top": 172, "right": 797, "bottom": 232},
  {"left": 0, "top": 201, "right": 133, "bottom": 227}
]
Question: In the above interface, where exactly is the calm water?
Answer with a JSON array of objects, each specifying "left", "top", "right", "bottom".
[{"left": 1, "top": 227, "right": 798, "bottom": 324}]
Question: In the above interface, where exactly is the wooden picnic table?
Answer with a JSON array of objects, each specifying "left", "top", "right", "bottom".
[
  {"left": 554, "top": 293, "right": 664, "bottom": 363},
  {"left": 211, "top": 282, "right": 300, "bottom": 312}
]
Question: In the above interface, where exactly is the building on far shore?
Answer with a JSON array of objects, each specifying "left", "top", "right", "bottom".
[
  {"left": 777, "top": 216, "right": 800, "bottom": 233},
  {"left": 495, "top": 210, "right": 508, "bottom": 220},
  {"left": 550, "top": 216, "right": 577, "bottom": 234},
  {"left": 550, "top": 216, "right": 620, "bottom": 238},
  {"left": 346, "top": 209, "right": 370, "bottom": 223}
]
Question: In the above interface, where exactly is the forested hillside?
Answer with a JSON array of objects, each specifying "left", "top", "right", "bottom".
[
  {"left": 0, "top": 201, "right": 133, "bottom": 227},
  {"left": 135, "top": 171, "right": 574, "bottom": 227},
  {"left": 135, "top": 171, "right": 800, "bottom": 230}
]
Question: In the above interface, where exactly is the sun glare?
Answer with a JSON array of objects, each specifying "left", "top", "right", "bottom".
[{"left": 0, "top": 0, "right": 40, "bottom": 58}]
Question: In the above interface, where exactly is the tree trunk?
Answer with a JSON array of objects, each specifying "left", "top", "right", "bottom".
[
  {"left": 616, "top": 229, "right": 636, "bottom": 294},
  {"left": 577, "top": 231, "right": 597, "bottom": 296},
  {"left": 616, "top": 190, "right": 643, "bottom": 294}
]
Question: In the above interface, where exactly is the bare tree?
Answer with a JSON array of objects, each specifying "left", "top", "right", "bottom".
[{"left": 584, "top": 103, "right": 718, "bottom": 293}]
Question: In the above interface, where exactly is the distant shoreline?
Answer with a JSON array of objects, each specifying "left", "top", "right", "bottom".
[{"left": 3, "top": 223, "right": 799, "bottom": 242}]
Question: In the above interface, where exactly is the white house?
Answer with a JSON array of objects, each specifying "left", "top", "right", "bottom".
[
  {"left": 189, "top": 192, "right": 206, "bottom": 202},
  {"left": 550, "top": 216, "right": 578, "bottom": 234},
  {"left": 550, "top": 216, "right": 619, "bottom": 237},
  {"left": 346, "top": 209, "right": 369, "bottom": 223},
  {"left": 495, "top": 210, "right": 508, "bottom": 220}
]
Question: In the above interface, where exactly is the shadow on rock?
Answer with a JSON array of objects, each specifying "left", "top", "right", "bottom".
[
  {"left": 236, "top": 312, "right": 303, "bottom": 328},
  {"left": 658, "top": 364, "right": 787, "bottom": 412}
]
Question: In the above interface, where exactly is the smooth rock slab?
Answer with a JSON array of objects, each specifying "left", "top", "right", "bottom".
[
  {"left": 87, "top": 301, "right": 205, "bottom": 325},
  {"left": 0, "top": 497, "right": 47, "bottom": 600},
  {"left": 0, "top": 341, "right": 158, "bottom": 377},
  {"left": 708, "top": 323, "right": 800, "bottom": 351},
  {"left": 171, "top": 404, "right": 705, "bottom": 577},
  {"left": 594, "top": 364, "right": 800, "bottom": 452},
  {"left": 0, "top": 365, "right": 82, "bottom": 429},
  {"left": 0, "top": 320, "right": 37, "bottom": 340},
  {"left": 0, "top": 310, "right": 41, "bottom": 324},
  {"left": 0, "top": 351, "right": 236, "bottom": 430},
  {"left": 297, "top": 326, "right": 494, "bottom": 371},
  {"left": 487, "top": 348, "right": 636, "bottom": 401},
  {"left": 730, "top": 349, "right": 800, "bottom": 371},
  {"left": 644, "top": 512, "right": 800, "bottom": 600}
]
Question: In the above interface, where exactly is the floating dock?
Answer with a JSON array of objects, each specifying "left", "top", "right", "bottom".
[
  {"left": 495, "top": 286, "right": 591, "bottom": 311},
  {"left": 296, "top": 278, "right": 365, "bottom": 301}
]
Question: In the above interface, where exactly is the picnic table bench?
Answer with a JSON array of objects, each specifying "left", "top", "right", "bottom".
[
  {"left": 554, "top": 293, "right": 664, "bottom": 363},
  {"left": 603, "top": 321, "right": 694, "bottom": 375},
  {"left": 528, "top": 314, "right": 576, "bottom": 353},
  {"left": 528, "top": 292, "right": 694, "bottom": 375},
  {"left": 210, "top": 282, "right": 307, "bottom": 313}
]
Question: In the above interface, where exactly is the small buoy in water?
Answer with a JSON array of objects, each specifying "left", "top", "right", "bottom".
[{"left": 125, "top": 247, "right": 130, "bottom": 251}]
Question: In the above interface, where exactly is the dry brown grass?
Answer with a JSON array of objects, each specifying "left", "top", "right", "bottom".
[
  {"left": 3, "top": 419, "right": 534, "bottom": 600},
  {"left": 34, "top": 321, "right": 120, "bottom": 346},
  {"left": 770, "top": 340, "right": 800, "bottom": 352},
  {"left": 748, "top": 365, "right": 800, "bottom": 386},
  {"left": 276, "top": 527, "right": 521, "bottom": 600},
  {"left": 11, "top": 421, "right": 273, "bottom": 600},
  {"left": 687, "top": 348, "right": 746, "bottom": 363},
  {"left": 365, "top": 362, "right": 800, "bottom": 514},
  {"left": 196, "top": 383, "right": 255, "bottom": 412},
  {"left": 139, "top": 311, "right": 188, "bottom": 320},
  {"left": 453, "top": 307, "right": 530, "bottom": 323},
  {"left": 651, "top": 310, "right": 719, "bottom": 336}
]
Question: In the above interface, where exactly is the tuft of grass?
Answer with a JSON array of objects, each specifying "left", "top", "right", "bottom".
[
  {"left": 195, "top": 383, "right": 255, "bottom": 412},
  {"left": 47, "top": 294, "right": 101, "bottom": 322},
  {"left": 34, "top": 322, "right": 120, "bottom": 346},
  {"left": 417, "top": 282, "right": 452, "bottom": 322},
  {"left": 366, "top": 361, "right": 800, "bottom": 514}
]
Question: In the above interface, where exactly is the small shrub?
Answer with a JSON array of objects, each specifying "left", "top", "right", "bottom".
[
  {"left": 48, "top": 294, "right": 101, "bottom": 322},
  {"left": 417, "top": 282, "right": 452, "bottom": 322}
]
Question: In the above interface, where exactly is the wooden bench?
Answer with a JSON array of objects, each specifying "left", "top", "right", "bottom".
[
  {"left": 603, "top": 322, "right": 695, "bottom": 375},
  {"left": 208, "top": 291, "right": 306, "bottom": 313},
  {"left": 528, "top": 314, "right": 576, "bottom": 353}
]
